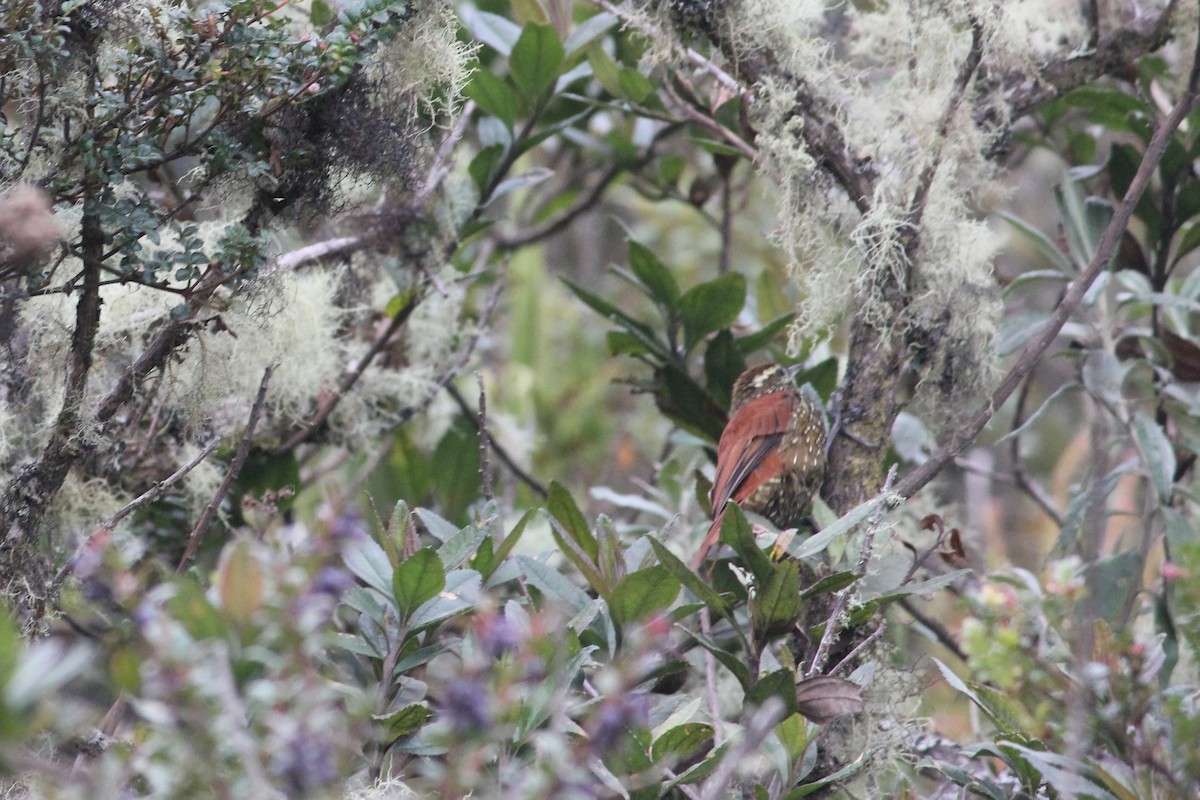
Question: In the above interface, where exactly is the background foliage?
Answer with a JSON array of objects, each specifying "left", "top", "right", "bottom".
[{"left": 0, "top": 0, "right": 1198, "bottom": 797}]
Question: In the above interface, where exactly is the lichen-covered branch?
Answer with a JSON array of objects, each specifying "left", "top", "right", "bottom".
[{"left": 895, "top": 28, "right": 1200, "bottom": 500}]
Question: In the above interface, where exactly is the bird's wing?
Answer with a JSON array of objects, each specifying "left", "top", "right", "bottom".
[{"left": 709, "top": 390, "right": 797, "bottom": 517}]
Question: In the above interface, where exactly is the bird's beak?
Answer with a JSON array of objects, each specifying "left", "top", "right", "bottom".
[{"left": 785, "top": 363, "right": 805, "bottom": 379}]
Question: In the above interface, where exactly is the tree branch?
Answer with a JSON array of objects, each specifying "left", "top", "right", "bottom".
[
  {"left": 446, "top": 383, "right": 548, "bottom": 499},
  {"left": 178, "top": 364, "right": 275, "bottom": 571},
  {"left": 277, "top": 294, "right": 420, "bottom": 454},
  {"left": 895, "top": 32, "right": 1200, "bottom": 501}
]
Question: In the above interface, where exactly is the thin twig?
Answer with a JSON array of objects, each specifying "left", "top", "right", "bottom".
[
  {"left": 907, "top": 17, "right": 985, "bottom": 230},
  {"left": 177, "top": 364, "right": 275, "bottom": 572},
  {"left": 1009, "top": 370, "right": 1065, "bottom": 526},
  {"left": 807, "top": 465, "right": 897, "bottom": 678},
  {"left": 446, "top": 383, "right": 548, "bottom": 499},
  {"left": 102, "top": 438, "right": 221, "bottom": 530},
  {"left": 416, "top": 100, "right": 476, "bottom": 205},
  {"left": 831, "top": 619, "right": 886, "bottom": 676},
  {"left": 588, "top": 0, "right": 748, "bottom": 97},
  {"left": 898, "top": 597, "right": 968, "bottom": 663},
  {"left": 895, "top": 39, "right": 1200, "bottom": 501},
  {"left": 475, "top": 373, "right": 495, "bottom": 502},
  {"left": 699, "top": 607, "right": 722, "bottom": 745},
  {"left": 278, "top": 294, "right": 420, "bottom": 453},
  {"left": 698, "top": 698, "right": 785, "bottom": 800}
]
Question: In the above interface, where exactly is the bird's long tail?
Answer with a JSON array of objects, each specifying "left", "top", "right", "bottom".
[{"left": 691, "top": 510, "right": 725, "bottom": 570}]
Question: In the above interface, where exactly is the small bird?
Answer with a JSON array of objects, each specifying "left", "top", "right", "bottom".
[{"left": 693, "top": 364, "right": 827, "bottom": 569}]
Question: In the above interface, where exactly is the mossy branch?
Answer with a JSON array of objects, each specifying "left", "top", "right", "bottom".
[{"left": 895, "top": 27, "right": 1200, "bottom": 501}]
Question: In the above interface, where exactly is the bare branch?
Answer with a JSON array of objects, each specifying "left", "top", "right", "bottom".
[
  {"left": 178, "top": 364, "right": 275, "bottom": 572},
  {"left": 446, "top": 383, "right": 548, "bottom": 499},
  {"left": 895, "top": 32, "right": 1200, "bottom": 501},
  {"left": 475, "top": 374, "right": 494, "bottom": 502},
  {"left": 277, "top": 293, "right": 420, "bottom": 453},
  {"left": 907, "top": 18, "right": 985, "bottom": 230},
  {"left": 1002, "top": 2, "right": 1178, "bottom": 119},
  {"left": 807, "top": 465, "right": 897, "bottom": 678},
  {"left": 273, "top": 236, "right": 365, "bottom": 272},
  {"left": 101, "top": 438, "right": 221, "bottom": 531}
]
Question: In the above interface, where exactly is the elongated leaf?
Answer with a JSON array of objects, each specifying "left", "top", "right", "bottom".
[
  {"left": 563, "top": 12, "right": 619, "bottom": 58},
  {"left": 752, "top": 559, "right": 801, "bottom": 642},
  {"left": 562, "top": 278, "right": 668, "bottom": 358},
  {"left": 790, "top": 494, "right": 886, "bottom": 560},
  {"left": 646, "top": 536, "right": 732, "bottom": 618},
  {"left": 518, "top": 555, "right": 591, "bottom": 614},
  {"left": 651, "top": 723, "right": 713, "bottom": 762},
  {"left": 459, "top": 7, "right": 522, "bottom": 56},
  {"left": 680, "top": 273, "right": 745, "bottom": 351},
  {"left": 735, "top": 313, "right": 795, "bottom": 354},
  {"left": 343, "top": 537, "right": 394, "bottom": 597},
  {"left": 393, "top": 548, "right": 445, "bottom": 621},
  {"left": 627, "top": 240, "right": 680, "bottom": 311},
  {"left": 609, "top": 566, "right": 680, "bottom": 626},
  {"left": 375, "top": 704, "right": 429, "bottom": 747},
  {"left": 480, "top": 508, "right": 536, "bottom": 580},
  {"left": 464, "top": 70, "right": 518, "bottom": 128},
  {"left": 999, "top": 212, "right": 1074, "bottom": 273},
  {"left": 438, "top": 520, "right": 490, "bottom": 571},
  {"left": 547, "top": 481, "right": 598, "bottom": 562},
  {"left": 1132, "top": 412, "right": 1175, "bottom": 503},
  {"left": 509, "top": 23, "right": 564, "bottom": 101},
  {"left": 720, "top": 504, "right": 773, "bottom": 582}
]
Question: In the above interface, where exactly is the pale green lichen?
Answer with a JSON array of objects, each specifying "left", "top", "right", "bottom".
[{"left": 367, "top": 0, "right": 478, "bottom": 124}]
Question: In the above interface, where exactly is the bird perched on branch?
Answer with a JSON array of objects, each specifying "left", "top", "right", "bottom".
[{"left": 693, "top": 364, "right": 827, "bottom": 569}]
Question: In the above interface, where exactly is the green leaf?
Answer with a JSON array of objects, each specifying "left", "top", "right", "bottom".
[
  {"left": 651, "top": 723, "right": 714, "bottom": 762},
  {"left": 790, "top": 493, "right": 886, "bottom": 561},
  {"left": 563, "top": 278, "right": 668, "bottom": 358},
  {"left": 774, "top": 713, "right": 812, "bottom": 762},
  {"left": 704, "top": 330, "right": 747, "bottom": 411},
  {"left": 392, "top": 548, "right": 446, "bottom": 622},
  {"left": 799, "top": 570, "right": 859, "bottom": 600},
  {"left": 679, "top": 273, "right": 746, "bottom": 352},
  {"left": 1175, "top": 221, "right": 1200, "bottom": 264},
  {"left": 587, "top": 45, "right": 624, "bottom": 98},
  {"left": 646, "top": 536, "right": 732, "bottom": 618},
  {"left": 310, "top": 0, "right": 333, "bottom": 27},
  {"left": 998, "top": 212, "right": 1074, "bottom": 273},
  {"left": 655, "top": 362, "right": 727, "bottom": 442},
  {"left": 746, "top": 667, "right": 798, "bottom": 717},
  {"left": 509, "top": 23, "right": 565, "bottom": 102},
  {"left": 609, "top": 566, "right": 680, "bottom": 626},
  {"left": 459, "top": 8, "right": 522, "bottom": 56},
  {"left": 606, "top": 329, "right": 653, "bottom": 357},
  {"left": 518, "top": 555, "right": 592, "bottom": 614},
  {"left": 752, "top": 559, "right": 801, "bottom": 643},
  {"left": 437, "top": 520, "right": 490, "bottom": 571},
  {"left": 797, "top": 357, "right": 838, "bottom": 402},
  {"left": 718, "top": 504, "right": 774, "bottom": 581},
  {"left": 1132, "top": 411, "right": 1175, "bottom": 503},
  {"left": 617, "top": 67, "right": 654, "bottom": 103},
  {"left": 564, "top": 12, "right": 619, "bottom": 58},
  {"left": 469, "top": 144, "right": 505, "bottom": 191},
  {"left": 627, "top": 240, "right": 680, "bottom": 311},
  {"left": 375, "top": 704, "right": 430, "bottom": 747},
  {"left": 547, "top": 481, "right": 598, "bottom": 562},
  {"left": 480, "top": 508, "right": 535, "bottom": 581},
  {"left": 465, "top": 70, "right": 518, "bottom": 128}
]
